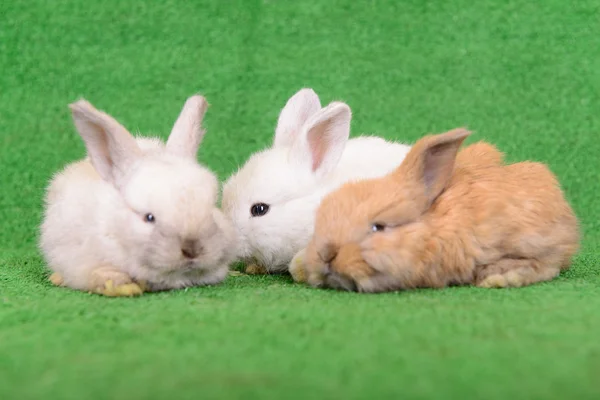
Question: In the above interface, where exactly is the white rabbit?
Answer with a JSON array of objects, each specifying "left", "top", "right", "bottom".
[
  {"left": 222, "top": 88, "right": 412, "bottom": 273},
  {"left": 40, "top": 95, "right": 237, "bottom": 296}
]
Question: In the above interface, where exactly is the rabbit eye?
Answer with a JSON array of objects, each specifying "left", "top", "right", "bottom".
[
  {"left": 144, "top": 213, "right": 156, "bottom": 223},
  {"left": 250, "top": 203, "right": 270, "bottom": 217},
  {"left": 371, "top": 223, "right": 385, "bottom": 233}
]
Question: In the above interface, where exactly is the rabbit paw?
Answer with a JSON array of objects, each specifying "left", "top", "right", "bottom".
[
  {"left": 289, "top": 249, "right": 307, "bottom": 283},
  {"left": 245, "top": 263, "right": 268, "bottom": 275},
  {"left": 477, "top": 274, "right": 508, "bottom": 288},
  {"left": 97, "top": 280, "right": 144, "bottom": 297},
  {"left": 90, "top": 267, "right": 144, "bottom": 297},
  {"left": 49, "top": 272, "right": 65, "bottom": 286}
]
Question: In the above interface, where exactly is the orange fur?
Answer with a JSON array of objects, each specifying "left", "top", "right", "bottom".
[{"left": 297, "top": 128, "right": 580, "bottom": 292}]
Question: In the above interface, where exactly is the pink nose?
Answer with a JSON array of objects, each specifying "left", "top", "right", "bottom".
[{"left": 181, "top": 239, "right": 202, "bottom": 259}]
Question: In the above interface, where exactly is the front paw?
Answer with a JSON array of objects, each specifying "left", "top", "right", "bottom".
[
  {"left": 89, "top": 267, "right": 145, "bottom": 297},
  {"left": 94, "top": 280, "right": 144, "bottom": 297},
  {"left": 245, "top": 263, "right": 268, "bottom": 275},
  {"left": 289, "top": 249, "right": 308, "bottom": 283}
]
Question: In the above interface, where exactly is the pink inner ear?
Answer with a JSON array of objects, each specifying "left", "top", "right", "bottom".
[
  {"left": 308, "top": 126, "right": 331, "bottom": 172},
  {"left": 310, "top": 138, "right": 323, "bottom": 171}
]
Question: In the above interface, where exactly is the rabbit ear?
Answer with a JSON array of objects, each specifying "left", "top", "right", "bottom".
[
  {"left": 397, "top": 128, "right": 471, "bottom": 205},
  {"left": 166, "top": 95, "right": 209, "bottom": 159},
  {"left": 69, "top": 99, "right": 141, "bottom": 184},
  {"left": 273, "top": 88, "right": 321, "bottom": 148},
  {"left": 288, "top": 102, "right": 351, "bottom": 178}
]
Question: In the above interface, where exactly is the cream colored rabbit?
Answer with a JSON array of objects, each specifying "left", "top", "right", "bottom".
[{"left": 40, "top": 95, "right": 236, "bottom": 296}]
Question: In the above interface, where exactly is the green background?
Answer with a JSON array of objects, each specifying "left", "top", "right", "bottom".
[{"left": 1, "top": 1, "right": 599, "bottom": 399}]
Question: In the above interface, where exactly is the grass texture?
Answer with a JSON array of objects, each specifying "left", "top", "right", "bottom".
[{"left": 1, "top": 0, "right": 599, "bottom": 399}]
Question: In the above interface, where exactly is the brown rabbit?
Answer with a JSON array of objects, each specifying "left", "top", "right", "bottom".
[{"left": 289, "top": 128, "right": 580, "bottom": 292}]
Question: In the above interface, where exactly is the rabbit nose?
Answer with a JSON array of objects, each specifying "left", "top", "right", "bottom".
[
  {"left": 181, "top": 239, "right": 202, "bottom": 259},
  {"left": 318, "top": 243, "right": 338, "bottom": 264}
]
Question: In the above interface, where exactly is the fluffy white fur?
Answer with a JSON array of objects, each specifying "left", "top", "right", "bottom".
[
  {"left": 222, "top": 88, "right": 412, "bottom": 272},
  {"left": 40, "top": 95, "right": 236, "bottom": 293}
]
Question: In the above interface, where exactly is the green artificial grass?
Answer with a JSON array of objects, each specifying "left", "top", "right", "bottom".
[{"left": 1, "top": 0, "right": 599, "bottom": 399}]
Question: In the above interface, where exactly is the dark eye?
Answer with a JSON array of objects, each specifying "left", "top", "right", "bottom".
[
  {"left": 144, "top": 213, "right": 156, "bottom": 223},
  {"left": 250, "top": 203, "right": 270, "bottom": 217},
  {"left": 371, "top": 223, "right": 385, "bottom": 233}
]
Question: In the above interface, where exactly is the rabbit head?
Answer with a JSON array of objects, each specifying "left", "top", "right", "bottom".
[
  {"left": 222, "top": 88, "right": 351, "bottom": 271},
  {"left": 297, "top": 128, "right": 471, "bottom": 292}
]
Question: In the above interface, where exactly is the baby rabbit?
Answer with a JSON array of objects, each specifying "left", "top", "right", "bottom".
[
  {"left": 222, "top": 88, "right": 412, "bottom": 274},
  {"left": 290, "top": 128, "right": 580, "bottom": 292},
  {"left": 40, "top": 95, "right": 236, "bottom": 296}
]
